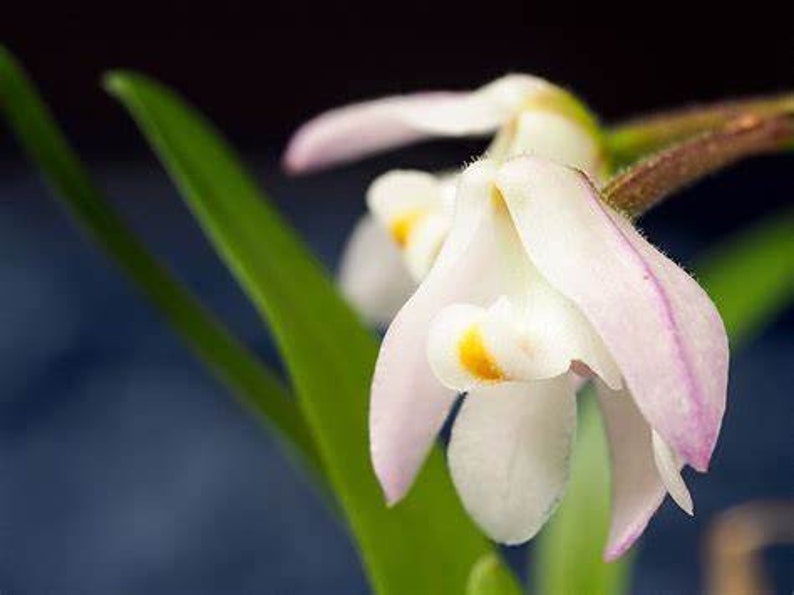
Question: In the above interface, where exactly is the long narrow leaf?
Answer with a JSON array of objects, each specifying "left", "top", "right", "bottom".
[
  {"left": 533, "top": 209, "right": 794, "bottom": 594},
  {"left": 0, "top": 47, "right": 320, "bottom": 474},
  {"left": 105, "top": 71, "right": 501, "bottom": 594},
  {"left": 533, "top": 393, "right": 632, "bottom": 595}
]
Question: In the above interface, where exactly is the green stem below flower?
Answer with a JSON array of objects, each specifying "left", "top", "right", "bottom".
[
  {"left": 607, "top": 93, "right": 794, "bottom": 168},
  {"left": 604, "top": 114, "right": 794, "bottom": 217}
]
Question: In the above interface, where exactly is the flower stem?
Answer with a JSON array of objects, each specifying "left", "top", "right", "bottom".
[
  {"left": 607, "top": 94, "right": 794, "bottom": 168},
  {"left": 604, "top": 114, "right": 794, "bottom": 217}
]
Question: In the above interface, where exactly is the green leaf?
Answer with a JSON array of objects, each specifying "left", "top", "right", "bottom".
[
  {"left": 0, "top": 47, "right": 320, "bottom": 475},
  {"left": 533, "top": 209, "right": 794, "bottom": 595},
  {"left": 105, "top": 71, "right": 503, "bottom": 594},
  {"left": 533, "top": 394, "right": 631, "bottom": 595},
  {"left": 466, "top": 554, "right": 523, "bottom": 595},
  {"left": 697, "top": 209, "right": 794, "bottom": 346}
]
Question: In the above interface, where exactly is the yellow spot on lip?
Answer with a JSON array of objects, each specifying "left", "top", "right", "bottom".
[
  {"left": 389, "top": 209, "right": 427, "bottom": 248},
  {"left": 459, "top": 325, "right": 506, "bottom": 381}
]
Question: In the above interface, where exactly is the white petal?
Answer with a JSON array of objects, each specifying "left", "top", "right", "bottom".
[
  {"left": 519, "top": 274, "right": 623, "bottom": 389},
  {"left": 426, "top": 291, "right": 621, "bottom": 392},
  {"left": 496, "top": 156, "right": 728, "bottom": 471},
  {"left": 338, "top": 215, "right": 416, "bottom": 326},
  {"left": 404, "top": 74, "right": 551, "bottom": 136},
  {"left": 284, "top": 75, "right": 550, "bottom": 173},
  {"left": 508, "top": 111, "right": 603, "bottom": 179},
  {"left": 431, "top": 160, "right": 503, "bottom": 274},
  {"left": 402, "top": 212, "right": 451, "bottom": 280},
  {"left": 424, "top": 199, "right": 622, "bottom": 392},
  {"left": 652, "top": 431, "right": 694, "bottom": 515},
  {"left": 366, "top": 170, "right": 452, "bottom": 280},
  {"left": 283, "top": 92, "right": 462, "bottom": 173},
  {"left": 595, "top": 381, "right": 667, "bottom": 560},
  {"left": 367, "top": 170, "right": 446, "bottom": 224},
  {"left": 448, "top": 378, "right": 577, "bottom": 545},
  {"left": 369, "top": 161, "right": 503, "bottom": 503},
  {"left": 426, "top": 301, "right": 524, "bottom": 391},
  {"left": 596, "top": 381, "right": 693, "bottom": 561}
]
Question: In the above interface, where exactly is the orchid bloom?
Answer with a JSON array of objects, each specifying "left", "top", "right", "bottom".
[
  {"left": 284, "top": 75, "right": 606, "bottom": 324},
  {"left": 371, "top": 155, "right": 728, "bottom": 559}
]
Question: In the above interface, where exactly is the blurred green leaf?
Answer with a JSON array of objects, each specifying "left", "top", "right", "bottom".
[
  {"left": 0, "top": 47, "right": 320, "bottom": 475},
  {"left": 533, "top": 209, "right": 794, "bottom": 594},
  {"left": 697, "top": 209, "right": 794, "bottom": 345},
  {"left": 466, "top": 554, "right": 523, "bottom": 595},
  {"left": 105, "top": 71, "right": 503, "bottom": 594},
  {"left": 533, "top": 393, "right": 631, "bottom": 595}
]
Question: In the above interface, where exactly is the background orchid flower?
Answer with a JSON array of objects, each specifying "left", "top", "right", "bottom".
[
  {"left": 284, "top": 74, "right": 606, "bottom": 324},
  {"left": 370, "top": 155, "right": 729, "bottom": 558}
]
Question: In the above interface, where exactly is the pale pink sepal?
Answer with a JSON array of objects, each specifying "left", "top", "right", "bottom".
[
  {"left": 284, "top": 75, "right": 549, "bottom": 173},
  {"left": 369, "top": 225, "right": 494, "bottom": 503},
  {"left": 496, "top": 156, "right": 729, "bottom": 471},
  {"left": 595, "top": 381, "right": 668, "bottom": 560},
  {"left": 370, "top": 161, "right": 499, "bottom": 503},
  {"left": 284, "top": 92, "right": 460, "bottom": 173}
]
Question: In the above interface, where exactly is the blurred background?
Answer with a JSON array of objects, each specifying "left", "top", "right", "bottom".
[{"left": 1, "top": 4, "right": 792, "bottom": 593}]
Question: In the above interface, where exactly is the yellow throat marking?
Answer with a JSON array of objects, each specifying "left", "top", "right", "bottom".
[
  {"left": 459, "top": 325, "right": 506, "bottom": 381},
  {"left": 389, "top": 209, "right": 427, "bottom": 248}
]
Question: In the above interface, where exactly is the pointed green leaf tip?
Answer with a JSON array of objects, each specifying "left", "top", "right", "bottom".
[
  {"left": 104, "top": 70, "right": 508, "bottom": 594},
  {"left": 466, "top": 554, "right": 523, "bottom": 595}
]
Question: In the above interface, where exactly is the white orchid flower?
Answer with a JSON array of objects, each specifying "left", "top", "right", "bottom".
[
  {"left": 284, "top": 75, "right": 606, "bottom": 324},
  {"left": 369, "top": 155, "right": 729, "bottom": 559}
]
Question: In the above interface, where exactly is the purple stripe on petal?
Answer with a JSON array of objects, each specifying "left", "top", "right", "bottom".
[{"left": 496, "top": 156, "right": 729, "bottom": 472}]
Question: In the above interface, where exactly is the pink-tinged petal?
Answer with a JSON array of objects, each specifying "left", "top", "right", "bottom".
[
  {"left": 284, "top": 75, "right": 549, "bottom": 173},
  {"left": 448, "top": 378, "right": 576, "bottom": 545},
  {"left": 370, "top": 161, "right": 501, "bottom": 503},
  {"left": 284, "top": 92, "right": 458, "bottom": 174},
  {"left": 595, "top": 381, "right": 667, "bottom": 560},
  {"left": 496, "top": 157, "right": 729, "bottom": 471},
  {"left": 338, "top": 215, "right": 416, "bottom": 326}
]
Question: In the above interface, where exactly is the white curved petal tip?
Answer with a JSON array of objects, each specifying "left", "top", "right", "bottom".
[
  {"left": 603, "top": 533, "right": 642, "bottom": 562},
  {"left": 381, "top": 480, "right": 404, "bottom": 508},
  {"left": 282, "top": 150, "right": 308, "bottom": 176},
  {"left": 652, "top": 431, "right": 695, "bottom": 516}
]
